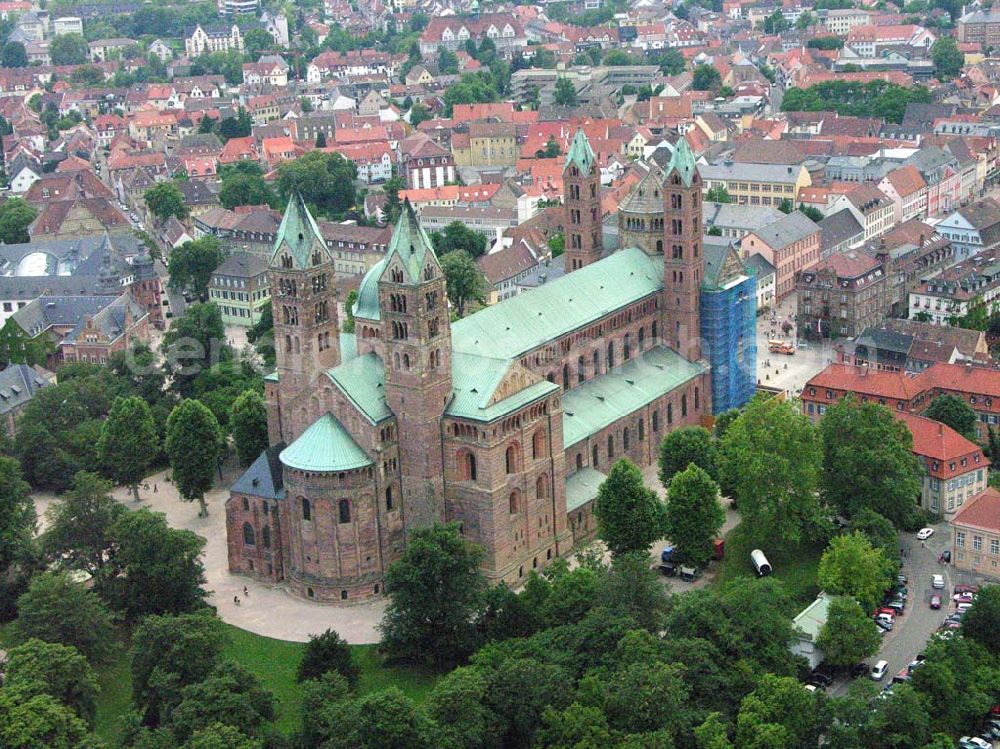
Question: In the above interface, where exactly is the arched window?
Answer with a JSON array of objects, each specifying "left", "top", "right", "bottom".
[
  {"left": 509, "top": 489, "right": 520, "bottom": 514},
  {"left": 638, "top": 327, "right": 645, "bottom": 351},
  {"left": 461, "top": 451, "right": 478, "bottom": 481},
  {"left": 536, "top": 474, "right": 549, "bottom": 499},
  {"left": 505, "top": 443, "right": 520, "bottom": 473},
  {"left": 695, "top": 386, "right": 700, "bottom": 410},
  {"left": 652, "top": 410, "right": 659, "bottom": 432},
  {"left": 624, "top": 333, "right": 631, "bottom": 361},
  {"left": 638, "top": 419, "right": 645, "bottom": 441},
  {"left": 532, "top": 429, "right": 546, "bottom": 460},
  {"left": 652, "top": 320, "right": 658, "bottom": 340},
  {"left": 301, "top": 497, "right": 311, "bottom": 521},
  {"left": 667, "top": 402, "right": 673, "bottom": 424},
  {"left": 562, "top": 363, "right": 570, "bottom": 389},
  {"left": 682, "top": 394, "right": 688, "bottom": 417},
  {"left": 243, "top": 522, "right": 255, "bottom": 547},
  {"left": 592, "top": 444, "right": 599, "bottom": 467},
  {"left": 623, "top": 427, "right": 630, "bottom": 450},
  {"left": 338, "top": 499, "right": 351, "bottom": 523},
  {"left": 607, "top": 341, "right": 615, "bottom": 368},
  {"left": 607, "top": 434, "right": 614, "bottom": 458},
  {"left": 576, "top": 452, "right": 583, "bottom": 470},
  {"left": 577, "top": 355, "right": 585, "bottom": 383},
  {"left": 386, "top": 486, "right": 393, "bottom": 511},
  {"left": 593, "top": 349, "right": 600, "bottom": 374},
  {"left": 262, "top": 526, "right": 271, "bottom": 549}
]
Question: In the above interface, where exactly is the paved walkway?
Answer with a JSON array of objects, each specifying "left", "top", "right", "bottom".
[
  {"left": 33, "top": 462, "right": 735, "bottom": 644},
  {"left": 35, "top": 469, "right": 387, "bottom": 644}
]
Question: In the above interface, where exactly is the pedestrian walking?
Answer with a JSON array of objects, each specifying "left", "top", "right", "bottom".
[
  {"left": 234, "top": 595, "right": 240, "bottom": 606},
  {"left": 153, "top": 483, "right": 158, "bottom": 493},
  {"left": 243, "top": 586, "right": 248, "bottom": 597}
]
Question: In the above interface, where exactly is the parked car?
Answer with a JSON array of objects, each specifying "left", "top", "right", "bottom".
[
  {"left": 959, "top": 737, "right": 991, "bottom": 749},
  {"left": 898, "top": 574, "right": 908, "bottom": 585},
  {"left": 956, "top": 584, "right": 979, "bottom": 595},
  {"left": 658, "top": 562, "right": 677, "bottom": 577},
  {"left": 930, "top": 595, "right": 941, "bottom": 609},
  {"left": 955, "top": 593, "right": 976, "bottom": 604},
  {"left": 679, "top": 566, "right": 699, "bottom": 582},
  {"left": 875, "top": 618, "right": 893, "bottom": 632},
  {"left": 917, "top": 527, "right": 935, "bottom": 540},
  {"left": 886, "top": 600, "right": 905, "bottom": 614},
  {"left": 958, "top": 603, "right": 974, "bottom": 613},
  {"left": 808, "top": 672, "right": 832, "bottom": 688},
  {"left": 932, "top": 574, "right": 945, "bottom": 589},
  {"left": 871, "top": 660, "right": 889, "bottom": 680},
  {"left": 851, "top": 663, "right": 869, "bottom": 678}
]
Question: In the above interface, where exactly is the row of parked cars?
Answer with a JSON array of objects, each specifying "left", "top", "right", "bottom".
[{"left": 960, "top": 704, "right": 1000, "bottom": 749}]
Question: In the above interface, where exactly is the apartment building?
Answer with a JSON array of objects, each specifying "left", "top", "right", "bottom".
[
  {"left": 796, "top": 250, "right": 888, "bottom": 340},
  {"left": 740, "top": 211, "right": 821, "bottom": 301},
  {"left": 952, "top": 487, "right": 1000, "bottom": 579},
  {"left": 208, "top": 252, "right": 270, "bottom": 327},
  {"left": 699, "top": 162, "right": 811, "bottom": 209}
]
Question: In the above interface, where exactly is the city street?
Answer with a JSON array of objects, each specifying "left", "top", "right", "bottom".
[{"left": 831, "top": 523, "right": 953, "bottom": 695}]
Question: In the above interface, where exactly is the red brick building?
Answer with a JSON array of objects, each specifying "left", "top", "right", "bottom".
[{"left": 225, "top": 133, "right": 713, "bottom": 602}]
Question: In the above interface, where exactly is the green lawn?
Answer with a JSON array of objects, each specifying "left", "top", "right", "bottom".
[
  {"left": 716, "top": 522, "right": 822, "bottom": 612},
  {"left": 84, "top": 623, "right": 441, "bottom": 743}
]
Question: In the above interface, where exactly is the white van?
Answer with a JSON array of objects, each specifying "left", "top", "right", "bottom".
[{"left": 871, "top": 660, "right": 889, "bottom": 680}]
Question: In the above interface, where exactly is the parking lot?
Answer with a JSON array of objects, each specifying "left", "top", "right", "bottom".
[{"left": 830, "top": 523, "right": 953, "bottom": 695}]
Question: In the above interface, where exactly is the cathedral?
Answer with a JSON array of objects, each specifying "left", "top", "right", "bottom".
[{"left": 226, "top": 132, "right": 755, "bottom": 602}]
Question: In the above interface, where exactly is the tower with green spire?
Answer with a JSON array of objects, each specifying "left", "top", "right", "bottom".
[
  {"left": 378, "top": 199, "right": 452, "bottom": 530},
  {"left": 269, "top": 192, "right": 340, "bottom": 443},
  {"left": 563, "top": 128, "right": 603, "bottom": 273},
  {"left": 661, "top": 137, "right": 704, "bottom": 362}
]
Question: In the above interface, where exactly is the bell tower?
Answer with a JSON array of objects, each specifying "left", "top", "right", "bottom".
[
  {"left": 379, "top": 200, "right": 452, "bottom": 531},
  {"left": 662, "top": 138, "right": 704, "bottom": 362},
  {"left": 269, "top": 192, "right": 340, "bottom": 442},
  {"left": 563, "top": 128, "right": 603, "bottom": 273}
]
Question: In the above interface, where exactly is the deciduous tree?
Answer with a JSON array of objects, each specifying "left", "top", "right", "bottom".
[
  {"left": 594, "top": 459, "right": 666, "bottom": 557},
  {"left": 924, "top": 394, "right": 977, "bottom": 441},
  {"left": 42, "top": 471, "right": 124, "bottom": 577},
  {"left": 0, "top": 692, "right": 100, "bottom": 749},
  {"left": 131, "top": 610, "right": 226, "bottom": 727},
  {"left": 664, "top": 464, "right": 725, "bottom": 567},
  {"left": 105, "top": 507, "right": 207, "bottom": 619},
  {"left": 818, "top": 532, "right": 894, "bottom": 612},
  {"left": 2, "top": 638, "right": 100, "bottom": 721},
  {"left": 440, "top": 250, "right": 486, "bottom": 318},
  {"left": 13, "top": 571, "right": 115, "bottom": 663},
  {"left": 297, "top": 628, "right": 360, "bottom": 687},
  {"left": 379, "top": 522, "right": 486, "bottom": 667},
  {"left": 815, "top": 596, "right": 881, "bottom": 667},
  {"left": 50, "top": 33, "right": 89, "bottom": 65},
  {"left": 820, "top": 397, "right": 922, "bottom": 527},
  {"left": 0, "top": 197, "right": 38, "bottom": 244},
  {"left": 554, "top": 76, "right": 578, "bottom": 106},
  {"left": 657, "top": 425, "right": 717, "bottom": 487},
  {"left": 0, "top": 454, "right": 34, "bottom": 580},
  {"left": 692, "top": 64, "right": 721, "bottom": 91},
  {"left": 719, "top": 395, "right": 823, "bottom": 545},
  {"left": 168, "top": 661, "right": 276, "bottom": 742},
  {"left": 97, "top": 396, "right": 159, "bottom": 501},
  {"left": 168, "top": 237, "right": 224, "bottom": 301},
  {"left": 229, "top": 390, "right": 268, "bottom": 467},
  {"left": 961, "top": 584, "right": 1000, "bottom": 654},
  {"left": 166, "top": 399, "right": 224, "bottom": 516},
  {"left": 145, "top": 182, "right": 189, "bottom": 223},
  {"left": 1, "top": 41, "right": 27, "bottom": 67}
]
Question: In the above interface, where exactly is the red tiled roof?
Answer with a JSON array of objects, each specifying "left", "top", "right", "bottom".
[
  {"left": 884, "top": 164, "right": 926, "bottom": 198},
  {"left": 953, "top": 486, "right": 1000, "bottom": 532},
  {"left": 805, "top": 363, "right": 924, "bottom": 401},
  {"left": 897, "top": 412, "right": 987, "bottom": 479}
]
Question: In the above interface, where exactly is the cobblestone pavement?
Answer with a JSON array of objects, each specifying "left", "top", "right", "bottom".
[{"left": 755, "top": 295, "right": 838, "bottom": 398}]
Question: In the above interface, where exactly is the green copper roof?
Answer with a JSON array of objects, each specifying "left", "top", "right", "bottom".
[
  {"left": 354, "top": 258, "right": 386, "bottom": 321},
  {"left": 561, "top": 346, "right": 708, "bottom": 449},
  {"left": 665, "top": 137, "right": 698, "bottom": 188},
  {"left": 326, "top": 352, "right": 391, "bottom": 424},
  {"left": 452, "top": 248, "right": 663, "bottom": 361},
  {"left": 264, "top": 371, "right": 279, "bottom": 382},
  {"left": 279, "top": 413, "right": 373, "bottom": 472},
  {"left": 566, "top": 467, "right": 606, "bottom": 512},
  {"left": 271, "top": 192, "right": 329, "bottom": 269},
  {"left": 447, "top": 352, "right": 559, "bottom": 422},
  {"left": 380, "top": 199, "right": 439, "bottom": 284},
  {"left": 564, "top": 127, "right": 596, "bottom": 175}
]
